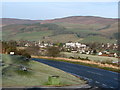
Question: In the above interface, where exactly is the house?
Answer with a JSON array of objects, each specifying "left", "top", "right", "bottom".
[
  {"left": 99, "top": 54, "right": 109, "bottom": 56},
  {"left": 114, "top": 53, "right": 118, "bottom": 57},
  {"left": 71, "top": 51, "right": 77, "bottom": 53},
  {"left": 112, "top": 61, "right": 117, "bottom": 63},
  {"left": 25, "top": 43, "right": 30, "bottom": 47},
  {"left": 103, "top": 51, "right": 110, "bottom": 54},
  {"left": 86, "top": 51, "right": 90, "bottom": 55},
  {"left": 65, "top": 42, "right": 87, "bottom": 48},
  {"left": 107, "top": 43, "right": 110, "bottom": 48},
  {"left": 102, "top": 44, "right": 105, "bottom": 48},
  {"left": 98, "top": 52, "right": 102, "bottom": 56},
  {"left": 108, "top": 53, "right": 114, "bottom": 57},
  {"left": 10, "top": 52, "right": 15, "bottom": 55}
]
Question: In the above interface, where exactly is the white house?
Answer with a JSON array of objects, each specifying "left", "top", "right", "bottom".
[
  {"left": 107, "top": 43, "right": 110, "bottom": 48},
  {"left": 10, "top": 52, "right": 15, "bottom": 55},
  {"left": 114, "top": 53, "right": 118, "bottom": 57},
  {"left": 65, "top": 42, "right": 87, "bottom": 48},
  {"left": 102, "top": 44, "right": 104, "bottom": 48},
  {"left": 98, "top": 52, "right": 102, "bottom": 55},
  {"left": 71, "top": 51, "right": 77, "bottom": 53},
  {"left": 25, "top": 43, "right": 30, "bottom": 47},
  {"left": 86, "top": 51, "right": 90, "bottom": 54}
]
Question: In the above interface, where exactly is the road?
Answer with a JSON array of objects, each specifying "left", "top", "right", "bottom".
[{"left": 32, "top": 58, "right": 120, "bottom": 89}]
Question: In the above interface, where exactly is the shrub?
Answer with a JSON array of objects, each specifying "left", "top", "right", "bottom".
[
  {"left": 17, "top": 50, "right": 31, "bottom": 59},
  {"left": 22, "top": 53, "right": 31, "bottom": 59},
  {"left": 47, "top": 46, "right": 60, "bottom": 57},
  {"left": 77, "top": 57, "right": 90, "bottom": 61},
  {"left": 69, "top": 56, "right": 75, "bottom": 59},
  {"left": 86, "top": 57, "right": 89, "bottom": 60},
  {"left": 78, "top": 57, "right": 81, "bottom": 59}
]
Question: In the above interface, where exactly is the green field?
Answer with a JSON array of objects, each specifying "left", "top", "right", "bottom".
[
  {"left": 80, "top": 36, "right": 116, "bottom": 44},
  {"left": 1, "top": 54, "right": 86, "bottom": 87},
  {"left": 66, "top": 28, "right": 100, "bottom": 34},
  {"left": 2, "top": 22, "right": 117, "bottom": 44},
  {"left": 41, "top": 34, "right": 82, "bottom": 43},
  {"left": 55, "top": 22, "right": 104, "bottom": 30},
  {"left": 61, "top": 52, "right": 118, "bottom": 62},
  {"left": 3, "top": 31, "right": 53, "bottom": 41}
]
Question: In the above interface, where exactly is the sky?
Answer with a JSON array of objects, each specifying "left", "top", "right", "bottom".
[{"left": 1, "top": 1, "right": 118, "bottom": 20}]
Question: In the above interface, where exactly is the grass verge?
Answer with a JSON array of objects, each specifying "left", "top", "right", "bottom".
[{"left": 33, "top": 56, "right": 120, "bottom": 73}]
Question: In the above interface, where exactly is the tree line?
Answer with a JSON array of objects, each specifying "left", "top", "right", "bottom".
[{"left": 1, "top": 40, "right": 31, "bottom": 58}]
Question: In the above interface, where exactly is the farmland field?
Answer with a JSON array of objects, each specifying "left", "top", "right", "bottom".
[
  {"left": 66, "top": 28, "right": 100, "bottom": 34},
  {"left": 55, "top": 22, "right": 105, "bottom": 30},
  {"left": 3, "top": 31, "right": 53, "bottom": 41},
  {"left": 62, "top": 52, "right": 118, "bottom": 62},
  {"left": 80, "top": 36, "right": 116, "bottom": 44},
  {"left": 41, "top": 34, "right": 83, "bottom": 43}
]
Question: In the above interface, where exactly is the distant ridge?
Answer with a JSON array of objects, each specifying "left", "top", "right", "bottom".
[
  {"left": 40, "top": 16, "right": 117, "bottom": 25},
  {"left": 0, "top": 18, "right": 40, "bottom": 26},
  {"left": 1, "top": 16, "right": 118, "bottom": 26}
]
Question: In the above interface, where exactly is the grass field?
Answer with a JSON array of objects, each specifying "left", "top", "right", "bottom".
[
  {"left": 61, "top": 52, "right": 118, "bottom": 62},
  {"left": 55, "top": 22, "right": 104, "bottom": 30},
  {"left": 2, "top": 22, "right": 117, "bottom": 44},
  {"left": 80, "top": 36, "right": 116, "bottom": 44},
  {"left": 66, "top": 28, "right": 100, "bottom": 34},
  {"left": 3, "top": 31, "right": 53, "bottom": 41},
  {"left": 41, "top": 34, "right": 82, "bottom": 43},
  {"left": 2, "top": 54, "right": 86, "bottom": 87}
]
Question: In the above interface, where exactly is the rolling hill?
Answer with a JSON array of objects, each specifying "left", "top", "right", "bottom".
[
  {"left": 0, "top": 18, "right": 40, "bottom": 26},
  {"left": 1, "top": 16, "right": 118, "bottom": 43},
  {"left": 40, "top": 16, "right": 117, "bottom": 25}
]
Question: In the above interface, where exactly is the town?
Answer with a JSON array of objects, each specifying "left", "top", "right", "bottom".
[{"left": 1, "top": 40, "right": 119, "bottom": 59}]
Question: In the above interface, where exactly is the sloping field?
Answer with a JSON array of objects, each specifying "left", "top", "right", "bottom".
[
  {"left": 55, "top": 22, "right": 105, "bottom": 30},
  {"left": 2, "top": 54, "right": 86, "bottom": 87},
  {"left": 80, "top": 36, "right": 116, "bottom": 44},
  {"left": 3, "top": 31, "right": 53, "bottom": 41},
  {"left": 41, "top": 34, "right": 82, "bottom": 43}
]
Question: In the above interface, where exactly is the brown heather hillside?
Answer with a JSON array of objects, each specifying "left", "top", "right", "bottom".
[
  {"left": 1, "top": 16, "right": 117, "bottom": 26},
  {"left": 1, "top": 16, "right": 118, "bottom": 42},
  {"left": 0, "top": 18, "right": 40, "bottom": 26},
  {"left": 40, "top": 16, "right": 117, "bottom": 25},
  {"left": 40, "top": 16, "right": 118, "bottom": 38},
  {"left": 99, "top": 22, "right": 118, "bottom": 36}
]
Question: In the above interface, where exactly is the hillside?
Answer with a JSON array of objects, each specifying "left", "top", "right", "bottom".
[
  {"left": 41, "top": 16, "right": 118, "bottom": 38},
  {"left": 2, "top": 54, "right": 86, "bottom": 87},
  {"left": 1, "top": 18, "right": 40, "bottom": 26},
  {"left": 41, "top": 16, "right": 117, "bottom": 25},
  {"left": 2, "top": 16, "right": 118, "bottom": 43}
]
